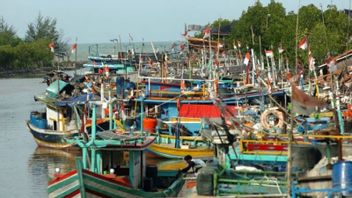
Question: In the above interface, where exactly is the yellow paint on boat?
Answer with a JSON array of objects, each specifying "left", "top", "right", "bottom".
[
  {"left": 157, "top": 160, "right": 187, "bottom": 171},
  {"left": 149, "top": 143, "right": 214, "bottom": 159},
  {"left": 33, "top": 137, "right": 74, "bottom": 149}
]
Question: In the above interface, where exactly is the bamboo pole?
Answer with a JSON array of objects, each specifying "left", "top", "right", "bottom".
[{"left": 288, "top": 1, "right": 301, "bottom": 196}]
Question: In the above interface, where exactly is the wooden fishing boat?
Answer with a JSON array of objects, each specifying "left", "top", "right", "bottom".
[
  {"left": 26, "top": 80, "right": 80, "bottom": 148},
  {"left": 27, "top": 81, "right": 111, "bottom": 149},
  {"left": 48, "top": 103, "right": 185, "bottom": 198},
  {"left": 83, "top": 55, "right": 136, "bottom": 75},
  {"left": 148, "top": 134, "right": 213, "bottom": 159}
]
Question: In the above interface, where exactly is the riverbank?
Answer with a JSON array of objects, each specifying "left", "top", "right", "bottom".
[{"left": 0, "top": 64, "right": 85, "bottom": 78}]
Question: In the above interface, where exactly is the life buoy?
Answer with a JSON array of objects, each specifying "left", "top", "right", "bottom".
[{"left": 260, "top": 107, "right": 284, "bottom": 131}]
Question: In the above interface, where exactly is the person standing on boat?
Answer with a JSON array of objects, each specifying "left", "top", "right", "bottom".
[{"left": 181, "top": 155, "right": 206, "bottom": 173}]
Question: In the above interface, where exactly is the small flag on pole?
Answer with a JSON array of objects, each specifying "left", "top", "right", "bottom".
[
  {"left": 298, "top": 37, "right": 308, "bottom": 50},
  {"left": 203, "top": 26, "right": 211, "bottom": 39},
  {"left": 278, "top": 47, "right": 284, "bottom": 54},
  {"left": 71, "top": 43, "right": 77, "bottom": 54},
  {"left": 265, "top": 50, "right": 274, "bottom": 58},
  {"left": 243, "top": 52, "right": 250, "bottom": 65},
  {"left": 49, "top": 42, "right": 55, "bottom": 53}
]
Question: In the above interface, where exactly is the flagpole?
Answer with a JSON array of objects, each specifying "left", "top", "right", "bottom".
[
  {"left": 271, "top": 55, "right": 276, "bottom": 87},
  {"left": 308, "top": 41, "right": 312, "bottom": 95},
  {"left": 259, "top": 36, "right": 264, "bottom": 70},
  {"left": 251, "top": 48, "right": 255, "bottom": 85},
  {"left": 250, "top": 26, "right": 255, "bottom": 85},
  {"left": 288, "top": 0, "right": 300, "bottom": 196},
  {"left": 74, "top": 37, "right": 78, "bottom": 76},
  {"left": 265, "top": 53, "right": 271, "bottom": 80}
]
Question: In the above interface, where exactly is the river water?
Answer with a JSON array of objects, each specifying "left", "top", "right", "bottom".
[
  {"left": 0, "top": 78, "right": 79, "bottom": 197},
  {"left": 0, "top": 77, "right": 184, "bottom": 197}
]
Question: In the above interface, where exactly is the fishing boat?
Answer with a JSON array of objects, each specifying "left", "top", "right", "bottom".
[
  {"left": 48, "top": 103, "right": 185, "bottom": 197},
  {"left": 26, "top": 79, "right": 111, "bottom": 149},
  {"left": 83, "top": 55, "right": 136, "bottom": 75},
  {"left": 26, "top": 80, "right": 79, "bottom": 148},
  {"left": 148, "top": 134, "right": 214, "bottom": 159}
]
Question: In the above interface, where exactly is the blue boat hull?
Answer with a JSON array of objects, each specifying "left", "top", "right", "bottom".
[{"left": 26, "top": 121, "right": 78, "bottom": 148}]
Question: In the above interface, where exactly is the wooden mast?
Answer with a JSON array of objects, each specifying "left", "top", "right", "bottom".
[{"left": 287, "top": 0, "right": 301, "bottom": 196}]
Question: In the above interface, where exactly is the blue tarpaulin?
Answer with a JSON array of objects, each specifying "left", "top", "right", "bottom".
[{"left": 55, "top": 93, "right": 93, "bottom": 107}]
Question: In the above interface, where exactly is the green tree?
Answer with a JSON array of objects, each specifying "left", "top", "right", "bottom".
[
  {"left": 0, "top": 45, "right": 16, "bottom": 69},
  {"left": 25, "top": 13, "right": 67, "bottom": 55},
  {"left": 0, "top": 17, "right": 21, "bottom": 46}
]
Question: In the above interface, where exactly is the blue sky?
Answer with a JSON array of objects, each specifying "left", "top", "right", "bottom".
[{"left": 0, "top": 0, "right": 349, "bottom": 43}]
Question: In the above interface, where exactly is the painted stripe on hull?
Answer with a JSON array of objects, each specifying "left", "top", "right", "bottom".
[
  {"left": 48, "top": 173, "right": 80, "bottom": 198},
  {"left": 33, "top": 136, "right": 74, "bottom": 148},
  {"left": 148, "top": 144, "right": 213, "bottom": 159},
  {"left": 83, "top": 172, "right": 145, "bottom": 197},
  {"left": 48, "top": 169, "right": 184, "bottom": 198},
  {"left": 27, "top": 121, "right": 75, "bottom": 148}
]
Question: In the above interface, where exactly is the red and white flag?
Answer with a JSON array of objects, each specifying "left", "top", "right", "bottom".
[
  {"left": 298, "top": 37, "right": 308, "bottom": 50},
  {"left": 265, "top": 50, "right": 274, "bottom": 58},
  {"left": 292, "top": 84, "right": 325, "bottom": 115},
  {"left": 49, "top": 42, "right": 55, "bottom": 53},
  {"left": 71, "top": 43, "right": 77, "bottom": 54},
  {"left": 243, "top": 52, "right": 250, "bottom": 65},
  {"left": 203, "top": 26, "right": 211, "bottom": 39}
]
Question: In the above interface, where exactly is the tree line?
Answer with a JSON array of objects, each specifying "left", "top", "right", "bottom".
[
  {"left": 0, "top": 14, "right": 67, "bottom": 71},
  {"left": 205, "top": 1, "right": 351, "bottom": 66}
]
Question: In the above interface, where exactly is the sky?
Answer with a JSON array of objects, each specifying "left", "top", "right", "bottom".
[{"left": 0, "top": 0, "right": 350, "bottom": 43}]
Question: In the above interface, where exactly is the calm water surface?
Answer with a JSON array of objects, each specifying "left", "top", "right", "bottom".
[
  {"left": 0, "top": 77, "right": 184, "bottom": 197},
  {"left": 0, "top": 78, "right": 78, "bottom": 197}
]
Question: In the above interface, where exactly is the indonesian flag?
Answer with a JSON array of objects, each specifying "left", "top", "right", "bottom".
[
  {"left": 278, "top": 47, "right": 284, "bottom": 54},
  {"left": 49, "top": 42, "right": 55, "bottom": 53},
  {"left": 265, "top": 50, "right": 274, "bottom": 58},
  {"left": 291, "top": 84, "right": 325, "bottom": 115},
  {"left": 243, "top": 52, "right": 250, "bottom": 65},
  {"left": 71, "top": 43, "right": 77, "bottom": 54},
  {"left": 203, "top": 26, "right": 211, "bottom": 39},
  {"left": 298, "top": 37, "right": 308, "bottom": 50}
]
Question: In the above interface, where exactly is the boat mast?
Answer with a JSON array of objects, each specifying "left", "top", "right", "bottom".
[
  {"left": 74, "top": 37, "right": 78, "bottom": 76},
  {"left": 287, "top": 0, "right": 300, "bottom": 195}
]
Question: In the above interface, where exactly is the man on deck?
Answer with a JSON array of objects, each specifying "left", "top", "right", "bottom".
[{"left": 181, "top": 155, "right": 206, "bottom": 173}]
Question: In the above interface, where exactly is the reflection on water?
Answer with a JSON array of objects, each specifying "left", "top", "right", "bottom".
[
  {"left": 27, "top": 148, "right": 186, "bottom": 196},
  {"left": 0, "top": 77, "right": 188, "bottom": 197},
  {"left": 27, "top": 147, "right": 80, "bottom": 197}
]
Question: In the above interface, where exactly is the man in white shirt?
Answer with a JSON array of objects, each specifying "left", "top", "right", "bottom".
[{"left": 181, "top": 155, "right": 206, "bottom": 173}]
